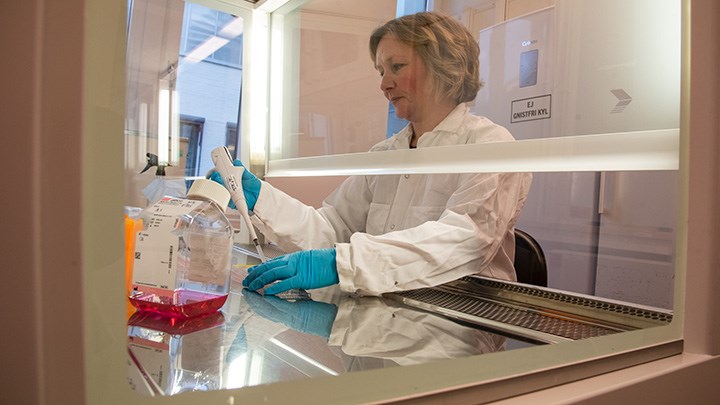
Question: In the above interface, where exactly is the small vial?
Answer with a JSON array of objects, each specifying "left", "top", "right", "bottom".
[{"left": 130, "top": 179, "right": 234, "bottom": 318}]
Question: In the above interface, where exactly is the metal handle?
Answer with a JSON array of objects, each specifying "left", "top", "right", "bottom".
[{"left": 598, "top": 171, "right": 606, "bottom": 214}]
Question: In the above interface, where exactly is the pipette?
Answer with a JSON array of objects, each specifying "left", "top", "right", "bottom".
[{"left": 210, "top": 146, "right": 268, "bottom": 262}]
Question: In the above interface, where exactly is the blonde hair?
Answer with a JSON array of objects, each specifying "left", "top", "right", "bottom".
[{"left": 369, "top": 11, "right": 482, "bottom": 104}]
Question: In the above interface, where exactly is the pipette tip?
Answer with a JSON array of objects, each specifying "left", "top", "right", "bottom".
[{"left": 253, "top": 239, "right": 268, "bottom": 262}]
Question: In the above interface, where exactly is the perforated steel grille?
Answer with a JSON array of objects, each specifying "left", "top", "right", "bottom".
[
  {"left": 472, "top": 278, "right": 673, "bottom": 323},
  {"left": 388, "top": 276, "right": 672, "bottom": 343},
  {"left": 396, "top": 288, "right": 619, "bottom": 341}
]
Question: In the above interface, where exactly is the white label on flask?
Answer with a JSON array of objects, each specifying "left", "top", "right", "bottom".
[{"left": 132, "top": 197, "right": 204, "bottom": 292}]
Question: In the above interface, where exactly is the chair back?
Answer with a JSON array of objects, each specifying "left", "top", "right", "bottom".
[{"left": 514, "top": 228, "right": 548, "bottom": 287}]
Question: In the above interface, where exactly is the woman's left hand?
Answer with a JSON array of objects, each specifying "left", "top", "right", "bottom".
[{"left": 243, "top": 248, "right": 339, "bottom": 295}]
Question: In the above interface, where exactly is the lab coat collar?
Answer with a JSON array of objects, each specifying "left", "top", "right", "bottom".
[
  {"left": 415, "top": 104, "right": 469, "bottom": 147},
  {"left": 393, "top": 103, "right": 469, "bottom": 149},
  {"left": 431, "top": 103, "right": 468, "bottom": 134}
]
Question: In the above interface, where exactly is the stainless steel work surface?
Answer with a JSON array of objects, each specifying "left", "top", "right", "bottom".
[{"left": 126, "top": 249, "right": 537, "bottom": 396}]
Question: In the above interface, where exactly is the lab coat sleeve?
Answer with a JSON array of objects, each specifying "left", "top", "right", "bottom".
[
  {"left": 335, "top": 170, "right": 532, "bottom": 295},
  {"left": 328, "top": 298, "right": 506, "bottom": 366},
  {"left": 250, "top": 177, "right": 373, "bottom": 253}
]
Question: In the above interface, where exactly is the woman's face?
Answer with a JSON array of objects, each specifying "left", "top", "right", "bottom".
[{"left": 375, "top": 35, "right": 433, "bottom": 123}]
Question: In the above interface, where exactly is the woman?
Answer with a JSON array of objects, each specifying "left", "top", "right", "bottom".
[{"left": 218, "top": 11, "right": 532, "bottom": 296}]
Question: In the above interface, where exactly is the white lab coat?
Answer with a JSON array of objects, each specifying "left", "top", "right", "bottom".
[
  {"left": 328, "top": 296, "right": 506, "bottom": 368},
  {"left": 251, "top": 104, "right": 532, "bottom": 295},
  {"left": 228, "top": 288, "right": 506, "bottom": 372}
]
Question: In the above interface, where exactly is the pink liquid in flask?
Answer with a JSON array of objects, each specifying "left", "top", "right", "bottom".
[{"left": 129, "top": 289, "right": 228, "bottom": 318}]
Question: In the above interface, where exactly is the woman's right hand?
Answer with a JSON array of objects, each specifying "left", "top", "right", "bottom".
[{"left": 208, "top": 159, "right": 261, "bottom": 211}]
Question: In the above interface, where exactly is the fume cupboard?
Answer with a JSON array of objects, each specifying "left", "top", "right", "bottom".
[
  {"left": 83, "top": 2, "right": 696, "bottom": 402},
  {"left": 10, "top": 0, "right": 720, "bottom": 404}
]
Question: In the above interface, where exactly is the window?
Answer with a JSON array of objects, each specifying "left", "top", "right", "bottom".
[
  {"left": 125, "top": 0, "right": 245, "bottom": 207},
  {"left": 180, "top": 3, "right": 244, "bottom": 67}
]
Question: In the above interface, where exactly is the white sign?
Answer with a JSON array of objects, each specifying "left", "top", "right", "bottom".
[{"left": 511, "top": 94, "right": 552, "bottom": 123}]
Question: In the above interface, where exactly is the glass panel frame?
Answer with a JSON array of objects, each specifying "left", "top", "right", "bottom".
[
  {"left": 262, "top": 0, "right": 682, "bottom": 310},
  {"left": 95, "top": 0, "right": 690, "bottom": 403}
]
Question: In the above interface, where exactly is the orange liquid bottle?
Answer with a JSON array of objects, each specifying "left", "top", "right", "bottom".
[{"left": 125, "top": 213, "right": 143, "bottom": 317}]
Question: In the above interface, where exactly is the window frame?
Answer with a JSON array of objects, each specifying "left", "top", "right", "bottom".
[{"left": 80, "top": 0, "right": 706, "bottom": 403}]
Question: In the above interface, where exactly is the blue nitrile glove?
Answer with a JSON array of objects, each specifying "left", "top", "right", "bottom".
[
  {"left": 242, "top": 290, "right": 338, "bottom": 339},
  {"left": 207, "top": 159, "right": 261, "bottom": 211},
  {"left": 243, "top": 248, "right": 340, "bottom": 295}
]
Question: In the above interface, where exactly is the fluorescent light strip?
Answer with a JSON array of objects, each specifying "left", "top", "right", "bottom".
[
  {"left": 268, "top": 338, "right": 339, "bottom": 376},
  {"left": 157, "top": 88, "right": 170, "bottom": 165},
  {"left": 184, "top": 36, "right": 230, "bottom": 63},
  {"left": 135, "top": 102, "right": 148, "bottom": 169},
  {"left": 219, "top": 17, "right": 244, "bottom": 38},
  {"left": 248, "top": 351, "right": 265, "bottom": 386},
  {"left": 256, "top": 0, "right": 294, "bottom": 12},
  {"left": 170, "top": 89, "right": 179, "bottom": 165},
  {"left": 268, "top": 12, "right": 285, "bottom": 163},
  {"left": 266, "top": 129, "right": 679, "bottom": 177},
  {"left": 226, "top": 353, "right": 248, "bottom": 389},
  {"left": 248, "top": 9, "right": 269, "bottom": 167}
]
